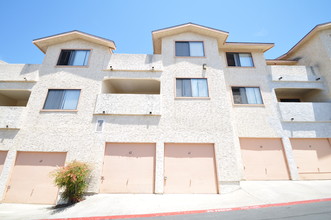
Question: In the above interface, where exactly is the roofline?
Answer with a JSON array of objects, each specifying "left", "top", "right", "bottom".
[
  {"left": 152, "top": 22, "right": 229, "bottom": 34},
  {"left": 222, "top": 42, "right": 274, "bottom": 52},
  {"left": 226, "top": 42, "right": 274, "bottom": 45},
  {"left": 32, "top": 30, "right": 116, "bottom": 46},
  {"left": 266, "top": 59, "right": 298, "bottom": 65},
  {"left": 277, "top": 22, "right": 331, "bottom": 60},
  {"left": 32, "top": 30, "right": 116, "bottom": 53},
  {"left": 152, "top": 23, "right": 229, "bottom": 54}
]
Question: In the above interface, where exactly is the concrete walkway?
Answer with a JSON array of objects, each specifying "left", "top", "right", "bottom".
[{"left": 1, "top": 181, "right": 331, "bottom": 220}]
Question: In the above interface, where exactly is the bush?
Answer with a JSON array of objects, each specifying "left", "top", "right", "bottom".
[{"left": 52, "top": 160, "right": 91, "bottom": 204}]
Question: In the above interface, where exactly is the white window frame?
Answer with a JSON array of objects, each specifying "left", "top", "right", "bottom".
[
  {"left": 43, "top": 89, "right": 81, "bottom": 110},
  {"left": 176, "top": 78, "right": 209, "bottom": 98},
  {"left": 57, "top": 49, "right": 90, "bottom": 66},
  {"left": 231, "top": 87, "right": 263, "bottom": 104},
  {"left": 175, "top": 41, "right": 205, "bottom": 57},
  {"left": 226, "top": 52, "right": 254, "bottom": 67}
]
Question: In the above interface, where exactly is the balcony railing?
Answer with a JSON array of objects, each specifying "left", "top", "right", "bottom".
[
  {"left": 0, "top": 64, "right": 39, "bottom": 82},
  {"left": 105, "top": 54, "right": 163, "bottom": 72},
  {"left": 0, "top": 106, "right": 26, "bottom": 129},
  {"left": 278, "top": 102, "right": 331, "bottom": 122},
  {"left": 94, "top": 94, "right": 161, "bottom": 116},
  {"left": 269, "top": 65, "right": 320, "bottom": 82}
]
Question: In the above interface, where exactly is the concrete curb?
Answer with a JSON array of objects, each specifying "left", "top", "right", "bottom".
[{"left": 40, "top": 197, "right": 331, "bottom": 220}]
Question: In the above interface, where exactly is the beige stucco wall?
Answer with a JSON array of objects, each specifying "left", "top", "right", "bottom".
[
  {"left": 0, "top": 26, "right": 331, "bottom": 201},
  {"left": 285, "top": 30, "right": 331, "bottom": 101},
  {"left": 0, "top": 35, "right": 242, "bottom": 198}
]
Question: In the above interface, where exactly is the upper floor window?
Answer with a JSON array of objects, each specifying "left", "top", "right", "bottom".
[
  {"left": 175, "top": 41, "right": 204, "bottom": 57},
  {"left": 226, "top": 53, "right": 254, "bottom": 67},
  {"left": 57, "top": 50, "right": 90, "bottom": 66},
  {"left": 176, "top": 78, "right": 208, "bottom": 97},
  {"left": 43, "top": 89, "right": 80, "bottom": 110},
  {"left": 232, "top": 87, "right": 262, "bottom": 104}
]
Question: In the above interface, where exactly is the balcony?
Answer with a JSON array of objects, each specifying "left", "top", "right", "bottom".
[
  {"left": 94, "top": 94, "right": 161, "bottom": 116},
  {"left": 269, "top": 65, "right": 324, "bottom": 90},
  {"left": 278, "top": 102, "right": 331, "bottom": 122},
  {"left": 105, "top": 54, "right": 163, "bottom": 72},
  {"left": 0, "top": 90, "right": 30, "bottom": 129},
  {"left": 0, "top": 106, "right": 26, "bottom": 129},
  {"left": 0, "top": 64, "right": 39, "bottom": 82},
  {"left": 95, "top": 78, "right": 161, "bottom": 115},
  {"left": 269, "top": 65, "right": 320, "bottom": 82}
]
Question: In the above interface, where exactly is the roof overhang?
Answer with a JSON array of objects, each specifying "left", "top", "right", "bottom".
[
  {"left": 278, "top": 22, "right": 331, "bottom": 60},
  {"left": 266, "top": 59, "right": 298, "bottom": 65},
  {"left": 33, "top": 30, "right": 116, "bottom": 53},
  {"left": 221, "top": 42, "right": 274, "bottom": 52},
  {"left": 152, "top": 23, "right": 229, "bottom": 54}
]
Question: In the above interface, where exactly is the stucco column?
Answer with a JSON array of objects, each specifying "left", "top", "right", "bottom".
[
  {"left": 281, "top": 137, "right": 299, "bottom": 180},
  {"left": 154, "top": 142, "right": 164, "bottom": 194},
  {"left": 0, "top": 149, "right": 16, "bottom": 200}
]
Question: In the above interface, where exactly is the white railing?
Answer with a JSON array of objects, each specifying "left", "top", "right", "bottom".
[
  {"left": 106, "top": 54, "right": 163, "bottom": 71},
  {"left": 0, "top": 106, "right": 26, "bottom": 129},
  {"left": 269, "top": 65, "right": 319, "bottom": 82},
  {"left": 94, "top": 94, "right": 161, "bottom": 115},
  {"left": 0, "top": 64, "right": 40, "bottom": 81},
  {"left": 278, "top": 102, "right": 331, "bottom": 122}
]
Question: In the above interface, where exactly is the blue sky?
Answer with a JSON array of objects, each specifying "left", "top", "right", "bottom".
[{"left": 0, "top": 0, "right": 330, "bottom": 64}]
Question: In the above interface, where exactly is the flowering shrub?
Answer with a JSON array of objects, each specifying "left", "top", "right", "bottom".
[{"left": 52, "top": 160, "right": 91, "bottom": 204}]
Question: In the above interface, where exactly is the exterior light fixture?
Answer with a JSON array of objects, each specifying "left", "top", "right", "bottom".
[
  {"left": 102, "top": 111, "right": 105, "bottom": 114},
  {"left": 110, "top": 66, "right": 113, "bottom": 71},
  {"left": 152, "top": 66, "right": 154, "bottom": 71},
  {"left": 203, "top": 64, "right": 207, "bottom": 70},
  {"left": 278, "top": 77, "right": 283, "bottom": 80},
  {"left": 291, "top": 118, "right": 294, "bottom": 121},
  {"left": 6, "top": 125, "right": 8, "bottom": 128}
]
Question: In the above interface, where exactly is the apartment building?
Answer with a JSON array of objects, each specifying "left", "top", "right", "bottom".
[{"left": 0, "top": 22, "right": 330, "bottom": 205}]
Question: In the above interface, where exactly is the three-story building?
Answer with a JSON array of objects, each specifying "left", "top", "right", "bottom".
[{"left": 0, "top": 22, "right": 330, "bottom": 204}]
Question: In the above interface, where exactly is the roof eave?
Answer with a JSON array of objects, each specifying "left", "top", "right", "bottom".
[
  {"left": 152, "top": 23, "right": 229, "bottom": 54},
  {"left": 221, "top": 42, "right": 275, "bottom": 52},
  {"left": 32, "top": 30, "right": 116, "bottom": 54},
  {"left": 277, "top": 22, "right": 331, "bottom": 60}
]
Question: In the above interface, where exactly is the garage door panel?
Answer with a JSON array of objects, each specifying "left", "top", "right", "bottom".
[
  {"left": 291, "top": 138, "right": 331, "bottom": 179},
  {"left": 164, "top": 143, "right": 218, "bottom": 194},
  {"left": 240, "top": 138, "right": 290, "bottom": 180},
  {"left": 4, "top": 152, "right": 66, "bottom": 204},
  {"left": 100, "top": 143, "right": 155, "bottom": 194}
]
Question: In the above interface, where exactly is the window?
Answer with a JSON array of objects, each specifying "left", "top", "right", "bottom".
[
  {"left": 176, "top": 78, "right": 209, "bottom": 97},
  {"left": 175, "top": 41, "right": 204, "bottom": 57},
  {"left": 43, "top": 89, "right": 80, "bottom": 110},
  {"left": 232, "top": 87, "right": 263, "bottom": 104},
  {"left": 226, "top": 53, "right": 254, "bottom": 67},
  {"left": 57, "top": 50, "right": 90, "bottom": 66}
]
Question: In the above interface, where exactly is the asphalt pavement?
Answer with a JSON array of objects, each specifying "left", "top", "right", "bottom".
[{"left": 133, "top": 200, "right": 331, "bottom": 220}]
